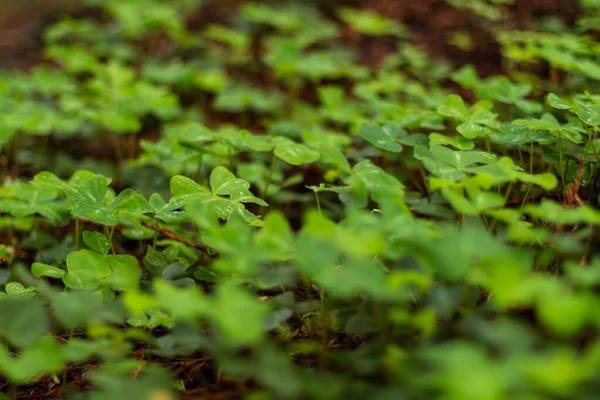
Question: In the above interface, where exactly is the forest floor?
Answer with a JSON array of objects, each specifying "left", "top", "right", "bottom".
[{"left": 0, "top": 0, "right": 582, "bottom": 398}]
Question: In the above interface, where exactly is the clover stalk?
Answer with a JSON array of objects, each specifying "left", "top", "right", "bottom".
[
  {"left": 75, "top": 217, "right": 81, "bottom": 251},
  {"left": 262, "top": 152, "right": 277, "bottom": 200}
]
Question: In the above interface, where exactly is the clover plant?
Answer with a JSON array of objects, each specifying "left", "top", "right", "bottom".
[{"left": 2, "top": 1, "right": 600, "bottom": 399}]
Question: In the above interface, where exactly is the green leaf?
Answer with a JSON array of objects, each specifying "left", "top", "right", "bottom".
[
  {"left": 316, "top": 258, "right": 392, "bottom": 299},
  {"left": 153, "top": 280, "right": 208, "bottom": 321},
  {"left": 415, "top": 145, "right": 496, "bottom": 181},
  {"left": 194, "top": 266, "right": 221, "bottom": 283},
  {"left": 64, "top": 249, "right": 111, "bottom": 290},
  {"left": 440, "top": 187, "right": 478, "bottom": 215},
  {"left": 150, "top": 193, "right": 186, "bottom": 224},
  {"left": 429, "top": 133, "right": 474, "bottom": 150},
  {"left": 212, "top": 282, "right": 270, "bottom": 346},
  {"left": 466, "top": 184, "right": 505, "bottom": 211},
  {"left": 338, "top": 7, "right": 407, "bottom": 36},
  {"left": 255, "top": 212, "right": 295, "bottom": 259},
  {"left": 170, "top": 175, "right": 209, "bottom": 198},
  {"left": 50, "top": 291, "right": 105, "bottom": 329},
  {"left": 65, "top": 175, "right": 107, "bottom": 207},
  {"left": 457, "top": 122, "right": 487, "bottom": 139},
  {"left": 513, "top": 114, "right": 583, "bottom": 143},
  {"left": 82, "top": 231, "right": 111, "bottom": 255},
  {"left": 71, "top": 206, "right": 119, "bottom": 226},
  {"left": 32, "top": 172, "right": 66, "bottom": 191},
  {"left": 319, "top": 146, "right": 353, "bottom": 173},
  {"left": 127, "top": 311, "right": 150, "bottom": 328},
  {"left": 0, "top": 336, "right": 64, "bottom": 383},
  {"left": 239, "top": 130, "right": 274, "bottom": 152},
  {"left": 63, "top": 273, "right": 99, "bottom": 291},
  {"left": 524, "top": 200, "right": 600, "bottom": 224},
  {"left": 4, "top": 283, "right": 36, "bottom": 299},
  {"left": 107, "top": 190, "right": 153, "bottom": 214},
  {"left": 547, "top": 93, "right": 572, "bottom": 109},
  {"left": 144, "top": 246, "right": 167, "bottom": 273},
  {"left": 574, "top": 102, "right": 600, "bottom": 126},
  {"left": 437, "top": 95, "right": 469, "bottom": 121},
  {"left": 106, "top": 189, "right": 135, "bottom": 210},
  {"left": 64, "top": 174, "right": 118, "bottom": 225},
  {"left": 107, "top": 254, "right": 140, "bottom": 291},
  {"left": 515, "top": 171, "right": 557, "bottom": 190},
  {"left": 161, "top": 263, "right": 186, "bottom": 281},
  {"left": 32, "top": 262, "right": 65, "bottom": 279},
  {"left": 210, "top": 166, "right": 238, "bottom": 196},
  {"left": 358, "top": 122, "right": 403, "bottom": 153},
  {"left": 0, "top": 297, "right": 48, "bottom": 347},
  {"left": 537, "top": 291, "right": 591, "bottom": 337},
  {"left": 274, "top": 143, "right": 320, "bottom": 165},
  {"left": 350, "top": 160, "right": 405, "bottom": 204},
  {"left": 209, "top": 167, "right": 268, "bottom": 206}
]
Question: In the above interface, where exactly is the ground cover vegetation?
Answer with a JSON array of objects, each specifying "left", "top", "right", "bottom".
[{"left": 1, "top": 0, "right": 600, "bottom": 398}]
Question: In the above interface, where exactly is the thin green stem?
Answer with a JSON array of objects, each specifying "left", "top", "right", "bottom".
[
  {"left": 529, "top": 141, "right": 534, "bottom": 175},
  {"left": 195, "top": 154, "right": 204, "bottom": 184},
  {"left": 520, "top": 184, "right": 533, "bottom": 214},
  {"left": 517, "top": 144, "right": 523, "bottom": 166},
  {"left": 268, "top": 261, "right": 287, "bottom": 293},
  {"left": 559, "top": 134, "right": 565, "bottom": 201},
  {"left": 153, "top": 220, "right": 159, "bottom": 249},
  {"left": 9, "top": 137, "right": 18, "bottom": 177},
  {"left": 314, "top": 191, "right": 322, "bottom": 216},
  {"left": 320, "top": 286, "right": 327, "bottom": 344},
  {"left": 103, "top": 225, "right": 117, "bottom": 253},
  {"left": 400, "top": 161, "right": 425, "bottom": 198},
  {"left": 419, "top": 164, "right": 431, "bottom": 201},
  {"left": 591, "top": 132, "right": 599, "bottom": 164},
  {"left": 35, "top": 224, "right": 44, "bottom": 263},
  {"left": 482, "top": 214, "right": 491, "bottom": 230},
  {"left": 519, "top": 141, "right": 535, "bottom": 214},
  {"left": 286, "top": 78, "right": 302, "bottom": 117},
  {"left": 503, "top": 181, "right": 514, "bottom": 204},
  {"left": 108, "top": 226, "right": 116, "bottom": 254},
  {"left": 61, "top": 328, "right": 74, "bottom": 386},
  {"left": 262, "top": 152, "right": 277, "bottom": 199},
  {"left": 0, "top": 154, "right": 6, "bottom": 183},
  {"left": 490, "top": 182, "right": 514, "bottom": 232},
  {"left": 75, "top": 218, "right": 81, "bottom": 251}
]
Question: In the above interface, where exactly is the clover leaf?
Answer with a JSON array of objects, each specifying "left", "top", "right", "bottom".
[
  {"left": 358, "top": 122, "right": 404, "bottom": 153},
  {"left": 210, "top": 166, "right": 268, "bottom": 206},
  {"left": 32, "top": 262, "right": 66, "bottom": 279},
  {"left": 338, "top": 7, "right": 408, "bottom": 37},
  {"left": 414, "top": 145, "right": 497, "bottom": 181},
  {"left": 437, "top": 95, "right": 499, "bottom": 139},
  {"left": 65, "top": 175, "right": 118, "bottom": 226},
  {"left": 548, "top": 93, "right": 600, "bottom": 126},
  {"left": 274, "top": 141, "right": 321, "bottom": 166},
  {"left": 513, "top": 113, "right": 583, "bottom": 143},
  {"left": 64, "top": 232, "right": 140, "bottom": 291},
  {"left": 1, "top": 182, "right": 65, "bottom": 225}
]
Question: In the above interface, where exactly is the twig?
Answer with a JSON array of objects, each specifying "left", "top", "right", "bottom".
[
  {"left": 71, "top": 216, "right": 209, "bottom": 253},
  {"left": 141, "top": 222, "right": 207, "bottom": 252},
  {"left": 566, "top": 155, "right": 587, "bottom": 208}
]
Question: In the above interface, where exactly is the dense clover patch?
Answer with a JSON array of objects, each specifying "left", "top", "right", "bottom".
[{"left": 1, "top": 0, "right": 600, "bottom": 399}]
